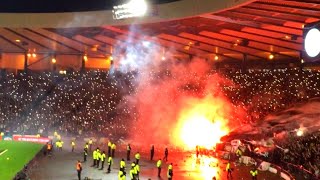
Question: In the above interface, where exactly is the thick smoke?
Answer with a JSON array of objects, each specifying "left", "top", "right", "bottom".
[{"left": 114, "top": 27, "right": 247, "bottom": 148}]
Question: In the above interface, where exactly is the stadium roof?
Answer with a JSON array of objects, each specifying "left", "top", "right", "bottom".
[{"left": 0, "top": 0, "right": 318, "bottom": 70}]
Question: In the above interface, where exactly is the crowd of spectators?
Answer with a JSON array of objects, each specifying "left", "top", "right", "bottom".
[
  {"left": 270, "top": 132, "right": 320, "bottom": 179},
  {"left": 0, "top": 67, "right": 320, "bottom": 178},
  {"left": 0, "top": 70, "right": 136, "bottom": 137},
  {"left": 0, "top": 68, "right": 320, "bottom": 137}
]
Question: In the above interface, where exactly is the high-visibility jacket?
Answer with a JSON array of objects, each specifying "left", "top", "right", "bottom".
[
  {"left": 108, "top": 156, "right": 113, "bottom": 165},
  {"left": 131, "top": 162, "right": 136, "bottom": 168},
  {"left": 111, "top": 143, "right": 116, "bottom": 150},
  {"left": 55, "top": 141, "right": 60, "bottom": 147},
  {"left": 135, "top": 164, "right": 140, "bottom": 174},
  {"left": 226, "top": 162, "right": 231, "bottom": 171},
  {"left": 250, "top": 170, "right": 258, "bottom": 176},
  {"left": 120, "top": 160, "right": 126, "bottom": 169},
  {"left": 57, "top": 135, "right": 61, "bottom": 140},
  {"left": 118, "top": 170, "right": 126, "bottom": 180},
  {"left": 167, "top": 167, "right": 173, "bottom": 178},
  {"left": 85, "top": 144, "right": 89, "bottom": 150},
  {"left": 60, "top": 141, "right": 64, "bottom": 147},
  {"left": 71, "top": 141, "right": 75, "bottom": 146},
  {"left": 54, "top": 131, "right": 58, "bottom": 137},
  {"left": 236, "top": 149, "right": 242, "bottom": 156},
  {"left": 135, "top": 153, "right": 140, "bottom": 160},
  {"left": 127, "top": 145, "right": 131, "bottom": 151},
  {"left": 96, "top": 151, "right": 101, "bottom": 160},
  {"left": 100, "top": 153, "right": 106, "bottom": 161},
  {"left": 93, "top": 150, "right": 97, "bottom": 160},
  {"left": 157, "top": 160, "right": 162, "bottom": 168},
  {"left": 168, "top": 164, "right": 173, "bottom": 170},
  {"left": 130, "top": 168, "right": 135, "bottom": 179},
  {"left": 76, "top": 162, "right": 82, "bottom": 171},
  {"left": 89, "top": 139, "right": 93, "bottom": 145},
  {"left": 36, "top": 134, "right": 40, "bottom": 138},
  {"left": 108, "top": 142, "right": 112, "bottom": 147}
]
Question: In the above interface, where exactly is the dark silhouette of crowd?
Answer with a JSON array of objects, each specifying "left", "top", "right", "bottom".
[{"left": 270, "top": 132, "right": 320, "bottom": 179}]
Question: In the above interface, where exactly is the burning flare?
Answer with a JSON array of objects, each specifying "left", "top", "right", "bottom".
[{"left": 173, "top": 95, "right": 230, "bottom": 149}]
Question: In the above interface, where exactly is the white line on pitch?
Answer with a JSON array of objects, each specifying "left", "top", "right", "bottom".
[{"left": 0, "top": 149, "right": 8, "bottom": 156}]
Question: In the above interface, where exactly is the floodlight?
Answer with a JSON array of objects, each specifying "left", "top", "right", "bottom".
[{"left": 304, "top": 28, "right": 320, "bottom": 58}]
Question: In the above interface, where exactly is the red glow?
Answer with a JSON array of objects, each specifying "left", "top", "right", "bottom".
[{"left": 130, "top": 59, "right": 246, "bottom": 149}]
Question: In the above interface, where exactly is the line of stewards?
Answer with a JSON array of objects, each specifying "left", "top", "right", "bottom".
[
  {"left": 71, "top": 141, "right": 75, "bottom": 152},
  {"left": 167, "top": 163, "right": 173, "bottom": 180},
  {"left": 111, "top": 143, "right": 116, "bottom": 157},
  {"left": 99, "top": 151, "right": 106, "bottom": 170},
  {"left": 108, "top": 141, "right": 112, "bottom": 157},
  {"left": 127, "top": 144, "right": 131, "bottom": 161},
  {"left": 135, "top": 152, "right": 140, "bottom": 165},
  {"left": 226, "top": 161, "right": 232, "bottom": 179},
  {"left": 92, "top": 148, "right": 100, "bottom": 167},
  {"left": 83, "top": 148, "right": 88, "bottom": 162},
  {"left": 250, "top": 168, "right": 258, "bottom": 180},
  {"left": 55, "top": 140, "right": 63, "bottom": 151},
  {"left": 130, "top": 162, "right": 136, "bottom": 180},
  {"left": 120, "top": 158, "right": 126, "bottom": 172},
  {"left": 107, "top": 156, "right": 113, "bottom": 173},
  {"left": 157, "top": 159, "right": 162, "bottom": 177},
  {"left": 84, "top": 143, "right": 89, "bottom": 151},
  {"left": 118, "top": 170, "right": 126, "bottom": 180},
  {"left": 96, "top": 149, "right": 102, "bottom": 168},
  {"left": 76, "top": 160, "right": 82, "bottom": 180},
  {"left": 89, "top": 138, "right": 93, "bottom": 151}
]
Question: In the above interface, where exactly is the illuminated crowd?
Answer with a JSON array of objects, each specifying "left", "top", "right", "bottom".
[{"left": 0, "top": 68, "right": 320, "bottom": 137}]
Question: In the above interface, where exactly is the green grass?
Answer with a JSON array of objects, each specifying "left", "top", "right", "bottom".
[{"left": 0, "top": 141, "right": 43, "bottom": 180}]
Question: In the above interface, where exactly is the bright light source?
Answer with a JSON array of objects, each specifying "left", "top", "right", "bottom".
[
  {"left": 142, "top": 41, "right": 150, "bottom": 47},
  {"left": 301, "top": 59, "right": 304, "bottom": 64},
  {"left": 83, "top": 55, "right": 88, "bottom": 62},
  {"left": 59, "top": 70, "right": 67, "bottom": 75},
  {"left": 128, "top": 0, "right": 147, "bottom": 17},
  {"left": 51, "top": 58, "right": 56, "bottom": 64},
  {"left": 161, "top": 56, "right": 166, "bottom": 60},
  {"left": 297, "top": 129, "right": 303, "bottom": 136},
  {"left": 268, "top": 54, "right": 274, "bottom": 60},
  {"left": 214, "top": 55, "right": 219, "bottom": 61},
  {"left": 109, "top": 56, "right": 113, "bottom": 61},
  {"left": 15, "top": 39, "right": 21, "bottom": 42},
  {"left": 32, "top": 53, "right": 36, "bottom": 58},
  {"left": 113, "top": 0, "right": 148, "bottom": 19},
  {"left": 304, "top": 28, "right": 320, "bottom": 57},
  {"left": 27, "top": 53, "right": 31, "bottom": 58}
]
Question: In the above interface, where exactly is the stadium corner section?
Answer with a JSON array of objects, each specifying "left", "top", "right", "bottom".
[{"left": 0, "top": 134, "right": 50, "bottom": 180}]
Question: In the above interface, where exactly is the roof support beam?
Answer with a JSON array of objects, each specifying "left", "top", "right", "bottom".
[{"left": 178, "top": 32, "right": 266, "bottom": 60}]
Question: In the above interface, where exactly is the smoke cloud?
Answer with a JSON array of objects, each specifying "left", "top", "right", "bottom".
[{"left": 114, "top": 27, "right": 247, "bottom": 149}]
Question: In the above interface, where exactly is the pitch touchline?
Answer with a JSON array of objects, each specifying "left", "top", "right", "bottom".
[{"left": 0, "top": 149, "right": 8, "bottom": 156}]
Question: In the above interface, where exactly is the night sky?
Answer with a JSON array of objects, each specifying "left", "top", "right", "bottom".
[{"left": 0, "top": 0, "right": 180, "bottom": 13}]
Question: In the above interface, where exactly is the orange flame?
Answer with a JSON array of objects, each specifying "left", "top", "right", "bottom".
[{"left": 173, "top": 95, "right": 230, "bottom": 149}]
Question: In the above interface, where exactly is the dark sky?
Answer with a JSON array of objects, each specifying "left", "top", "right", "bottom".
[{"left": 0, "top": 0, "right": 180, "bottom": 13}]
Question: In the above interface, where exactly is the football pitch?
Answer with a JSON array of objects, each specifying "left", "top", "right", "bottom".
[{"left": 0, "top": 141, "right": 43, "bottom": 180}]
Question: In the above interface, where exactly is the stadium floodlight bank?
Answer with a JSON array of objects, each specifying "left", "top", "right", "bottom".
[{"left": 112, "top": 0, "right": 148, "bottom": 20}]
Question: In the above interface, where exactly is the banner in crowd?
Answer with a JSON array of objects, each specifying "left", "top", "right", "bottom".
[{"left": 13, "top": 135, "right": 49, "bottom": 144}]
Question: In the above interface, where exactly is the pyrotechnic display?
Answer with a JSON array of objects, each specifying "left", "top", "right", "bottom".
[
  {"left": 111, "top": 33, "right": 246, "bottom": 150},
  {"left": 0, "top": 0, "right": 319, "bottom": 179}
]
